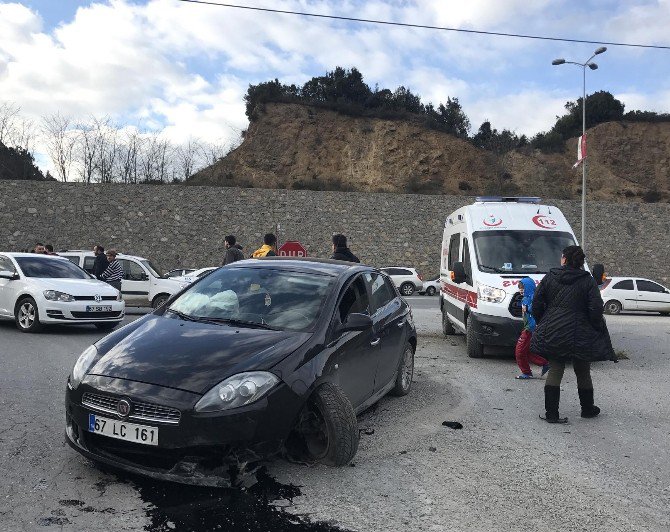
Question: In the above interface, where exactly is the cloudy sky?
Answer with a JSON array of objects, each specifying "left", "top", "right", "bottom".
[{"left": 2, "top": 0, "right": 670, "bottom": 170}]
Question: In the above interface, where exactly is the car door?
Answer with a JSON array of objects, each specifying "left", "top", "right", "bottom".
[
  {"left": 635, "top": 279, "right": 670, "bottom": 312},
  {"left": 609, "top": 279, "right": 636, "bottom": 310},
  {"left": 327, "top": 274, "right": 377, "bottom": 409},
  {"left": 119, "top": 259, "right": 150, "bottom": 306},
  {"left": 0, "top": 255, "right": 19, "bottom": 317},
  {"left": 364, "top": 271, "right": 408, "bottom": 393}
]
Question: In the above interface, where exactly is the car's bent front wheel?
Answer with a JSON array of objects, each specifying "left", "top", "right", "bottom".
[
  {"left": 15, "top": 296, "right": 43, "bottom": 333},
  {"left": 297, "top": 383, "right": 359, "bottom": 466},
  {"left": 391, "top": 342, "right": 414, "bottom": 396}
]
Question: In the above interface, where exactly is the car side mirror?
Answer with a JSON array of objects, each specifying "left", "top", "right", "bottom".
[
  {"left": 0, "top": 270, "right": 18, "bottom": 280},
  {"left": 340, "top": 313, "right": 373, "bottom": 333},
  {"left": 452, "top": 262, "right": 466, "bottom": 284}
]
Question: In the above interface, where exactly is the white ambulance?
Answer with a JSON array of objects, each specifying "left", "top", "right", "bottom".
[{"left": 440, "top": 197, "right": 581, "bottom": 358}]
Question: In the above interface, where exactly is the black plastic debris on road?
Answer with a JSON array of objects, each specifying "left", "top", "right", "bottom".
[{"left": 442, "top": 421, "right": 463, "bottom": 430}]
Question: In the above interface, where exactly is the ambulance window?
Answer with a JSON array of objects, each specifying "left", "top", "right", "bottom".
[
  {"left": 462, "top": 239, "right": 472, "bottom": 285},
  {"left": 448, "top": 234, "right": 461, "bottom": 270}
]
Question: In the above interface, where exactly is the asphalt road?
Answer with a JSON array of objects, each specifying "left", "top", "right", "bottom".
[{"left": 0, "top": 301, "right": 668, "bottom": 531}]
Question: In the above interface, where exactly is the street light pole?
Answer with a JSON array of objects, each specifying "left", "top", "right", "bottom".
[{"left": 552, "top": 47, "right": 607, "bottom": 253}]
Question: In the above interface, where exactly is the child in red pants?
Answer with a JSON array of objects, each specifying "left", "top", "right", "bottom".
[{"left": 515, "top": 277, "right": 549, "bottom": 379}]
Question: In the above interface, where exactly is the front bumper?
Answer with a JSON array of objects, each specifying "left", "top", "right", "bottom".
[
  {"left": 65, "top": 376, "right": 302, "bottom": 484},
  {"left": 41, "top": 299, "right": 125, "bottom": 323},
  {"left": 468, "top": 312, "right": 523, "bottom": 347}
]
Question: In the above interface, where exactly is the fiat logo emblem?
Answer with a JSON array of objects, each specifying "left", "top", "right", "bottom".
[
  {"left": 117, "top": 399, "right": 131, "bottom": 418},
  {"left": 94, "top": 294, "right": 102, "bottom": 302}
]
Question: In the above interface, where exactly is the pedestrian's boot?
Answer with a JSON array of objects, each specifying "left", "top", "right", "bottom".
[
  {"left": 578, "top": 388, "right": 601, "bottom": 418},
  {"left": 540, "top": 385, "right": 568, "bottom": 423}
]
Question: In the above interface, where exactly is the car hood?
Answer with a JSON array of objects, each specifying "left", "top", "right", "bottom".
[
  {"left": 89, "top": 314, "right": 310, "bottom": 394},
  {"left": 33, "top": 278, "right": 118, "bottom": 296}
]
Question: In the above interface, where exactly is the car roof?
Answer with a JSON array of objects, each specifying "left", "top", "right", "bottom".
[
  {"left": 59, "top": 250, "right": 149, "bottom": 261},
  {"left": 1, "top": 252, "right": 68, "bottom": 259},
  {"left": 230, "top": 257, "right": 371, "bottom": 277}
]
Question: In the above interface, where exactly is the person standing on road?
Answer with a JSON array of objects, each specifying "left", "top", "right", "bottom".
[
  {"left": 531, "top": 246, "right": 616, "bottom": 423},
  {"left": 45, "top": 244, "right": 58, "bottom": 256},
  {"left": 514, "top": 277, "right": 550, "bottom": 379},
  {"left": 100, "top": 249, "right": 123, "bottom": 292},
  {"left": 251, "top": 233, "right": 278, "bottom": 258},
  {"left": 33, "top": 243, "right": 47, "bottom": 254},
  {"left": 330, "top": 234, "right": 360, "bottom": 263},
  {"left": 93, "top": 245, "right": 109, "bottom": 279},
  {"left": 222, "top": 235, "right": 245, "bottom": 265}
]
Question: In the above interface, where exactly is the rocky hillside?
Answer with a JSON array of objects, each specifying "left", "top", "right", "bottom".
[
  {"left": 0, "top": 141, "right": 48, "bottom": 181},
  {"left": 188, "top": 103, "right": 670, "bottom": 202}
]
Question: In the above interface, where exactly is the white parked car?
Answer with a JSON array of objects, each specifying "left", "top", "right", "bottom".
[
  {"left": 380, "top": 267, "right": 423, "bottom": 296},
  {"left": 420, "top": 277, "right": 441, "bottom": 296},
  {"left": 0, "top": 253, "right": 124, "bottom": 333},
  {"left": 600, "top": 277, "right": 670, "bottom": 315},
  {"left": 59, "top": 250, "right": 183, "bottom": 308},
  {"left": 172, "top": 267, "right": 218, "bottom": 285},
  {"left": 166, "top": 268, "right": 196, "bottom": 278}
]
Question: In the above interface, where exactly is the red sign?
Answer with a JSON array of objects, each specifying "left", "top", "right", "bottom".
[
  {"left": 532, "top": 215, "right": 557, "bottom": 229},
  {"left": 278, "top": 241, "right": 307, "bottom": 257}
]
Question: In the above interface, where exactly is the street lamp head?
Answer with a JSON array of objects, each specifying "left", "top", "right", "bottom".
[
  {"left": 588, "top": 62, "right": 598, "bottom": 70},
  {"left": 594, "top": 46, "right": 607, "bottom": 55},
  {"left": 552, "top": 58, "right": 566, "bottom": 65}
]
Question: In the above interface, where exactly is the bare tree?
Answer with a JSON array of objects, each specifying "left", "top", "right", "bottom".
[
  {"left": 175, "top": 137, "right": 202, "bottom": 181},
  {"left": 96, "top": 117, "right": 118, "bottom": 183},
  {"left": 12, "top": 117, "right": 37, "bottom": 154},
  {"left": 0, "top": 102, "right": 21, "bottom": 146},
  {"left": 117, "top": 128, "right": 141, "bottom": 183},
  {"left": 76, "top": 116, "right": 107, "bottom": 183},
  {"left": 42, "top": 113, "right": 76, "bottom": 182}
]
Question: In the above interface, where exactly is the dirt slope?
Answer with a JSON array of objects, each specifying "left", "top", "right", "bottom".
[{"left": 188, "top": 103, "right": 670, "bottom": 202}]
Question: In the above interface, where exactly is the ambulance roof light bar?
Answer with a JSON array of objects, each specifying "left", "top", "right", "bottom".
[{"left": 474, "top": 196, "right": 541, "bottom": 204}]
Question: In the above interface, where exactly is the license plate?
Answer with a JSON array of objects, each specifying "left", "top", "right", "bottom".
[
  {"left": 86, "top": 305, "right": 112, "bottom": 312},
  {"left": 88, "top": 414, "right": 158, "bottom": 446}
]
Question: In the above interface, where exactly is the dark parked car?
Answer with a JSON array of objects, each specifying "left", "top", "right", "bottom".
[{"left": 65, "top": 258, "right": 417, "bottom": 483}]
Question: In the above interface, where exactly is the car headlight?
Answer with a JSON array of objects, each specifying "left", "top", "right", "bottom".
[
  {"left": 477, "top": 284, "right": 506, "bottom": 303},
  {"left": 194, "top": 371, "right": 280, "bottom": 412},
  {"left": 69, "top": 345, "right": 98, "bottom": 390},
  {"left": 44, "top": 290, "right": 75, "bottom": 302}
]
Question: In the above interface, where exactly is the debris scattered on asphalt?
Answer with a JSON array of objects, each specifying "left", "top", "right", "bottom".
[
  {"left": 362, "top": 428, "right": 375, "bottom": 435},
  {"left": 399, "top": 451, "right": 407, "bottom": 455},
  {"left": 442, "top": 421, "right": 463, "bottom": 429},
  {"left": 429, "top": 447, "right": 437, "bottom": 452},
  {"left": 504, "top": 388, "right": 514, "bottom": 392},
  {"left": 349, "top": 463, "right": 356, "bottom": 467},
  {"left": 493, "top": 408, "right": 504, "bottom": 411}
]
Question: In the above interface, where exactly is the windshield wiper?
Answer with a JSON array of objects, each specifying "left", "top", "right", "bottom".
[
  {"left": 167, "top": 309, "right": 204, "bottom": 322},
  {"left": 203, "top": 318, "right": 280, "bottom": 331},
  {"left": 479, "top": 264, "right": 505, "bottom": 273}
]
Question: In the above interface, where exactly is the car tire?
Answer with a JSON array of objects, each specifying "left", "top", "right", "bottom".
[
  {"left": 95, "top": 322, "right": 120, "bottom": 331},
  {"left": 391, "top": 342, "right": 414, "bottom": 396},
  {"left": 466, "top": 318, "right": 484, "bottom": 358},
  {"left": 15, "top": 296, "right": 43, "bottom": 333},
  {"left": 152, "top": 294, "right": 170, "bottom": 309},
  {"left": 400, "top": 282, "right": 415, "bottom": 296},
  {"left": 604, "top": 300, "right": 622, "bottom": 315},
  {"left": 299, "top": 383, "right": 359, "bottom": 467},
  {"left": 442, "top": 307, "right": 456, "bottom": 336},
  {"left": 426, "top": 286, "right": 436, "bottom": 296}
]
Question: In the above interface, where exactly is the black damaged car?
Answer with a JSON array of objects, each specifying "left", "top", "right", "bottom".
[{"left": 65, "top": 258, "right": 417, "bottom": 483}]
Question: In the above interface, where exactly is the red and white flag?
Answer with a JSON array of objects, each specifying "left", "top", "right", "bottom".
[{"left": 573, "top": 134, "right": 587, "bottom": 168}]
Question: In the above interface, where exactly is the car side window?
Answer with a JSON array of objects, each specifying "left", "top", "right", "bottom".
[
  {"left": 0, "top": 256, "right": 16, "bottom": 272},
  {"left": 83, "top": 256, "right": 95, "bottom": 272},
  {"left": 63, "top": 255, "right": 79, "bottom": 266},
  {"left": 447, "top": 234, "right": 460, "bottom": 270},
  {"left": 337, "top": 276, "right": 370, "bottom": 323},
  {"left": 364, "top": 272, "right": 395, "bottom": 315},
  {"left": 636, "top": 280, "right": 665, "bottom": 293},
  {"left": 396, "top": 269, "right": 412, "bottom": 276},
  {"left": 462, "top": 239, "right": 472, "bottom": 285},
  {"left": 612, "top": 280, "right": 634, "bottom": 290},
  {"left": 119, "top": 259, "right": 146, "bottom": 281}
]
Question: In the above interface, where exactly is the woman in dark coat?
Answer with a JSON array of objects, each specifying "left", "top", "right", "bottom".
[{"left": 530, "top": 246, "right": 616, "bottom": 423}]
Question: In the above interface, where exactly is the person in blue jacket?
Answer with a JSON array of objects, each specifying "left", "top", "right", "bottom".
[{"left": 514, "top": 277, "right": 550, "bottom": 379}]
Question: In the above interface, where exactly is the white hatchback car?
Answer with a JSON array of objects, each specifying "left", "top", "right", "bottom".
[
  {"left": 380, "top": 267, "right": 423, "bottom": 296},
  {"left": 172, "top": 267, "right": 218, "bottom": 285},
  {"left": 419, "top": 277, "right": 441, "bottom": 296},
  {"left": 0, "top": 253, "right": 124, "bottom": 333},
  {"left": 600, "top": 277, "right": 670, "bottom": 315}
]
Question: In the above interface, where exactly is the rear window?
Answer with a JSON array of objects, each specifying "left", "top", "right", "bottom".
[{"left": 15, "top": 257, "right": 91, "bottom": 279}]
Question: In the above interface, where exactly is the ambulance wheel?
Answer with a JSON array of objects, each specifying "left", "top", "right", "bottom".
[
  {"left": 442, "top": 307, "right": 456, "bottom": 336},
  {"left": 466, "top": 319, "right": 484, "bottom": 358}
]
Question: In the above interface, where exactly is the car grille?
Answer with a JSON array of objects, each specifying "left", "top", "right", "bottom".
[
  {"left": 508, "top": 292, "right": 523, "bottom": 318},
  {"left": 71, "top": 311, "right": 123, "bottom": 319},
  {"left": 74, "top": 296, "right": 117, "bottom": 301},
  {"left": 82, "top": 393, "right": 181, "bottom": 425}
]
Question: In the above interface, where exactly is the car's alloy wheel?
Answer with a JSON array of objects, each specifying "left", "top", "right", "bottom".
[
  {"left": 400, "top": 283, "right": 415, "bottom": 296},
  {"left": 604, "top": 300, "right": 622, "bottom": 315},
  {"left": 15, "top": 297, "right": 42, "bottom": 333},
  {"left": 426, "top": 286, "right": 436, "bottom": 296},
  {"left": 391, "top": 343, "right": 414, "bottom": 396}
]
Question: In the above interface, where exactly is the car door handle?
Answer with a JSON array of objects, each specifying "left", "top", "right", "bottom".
[
  {"left": 370, "top": 338, "right": 380, "bottom": 346},
  {"left": 396, "top": 320, "right": 405, "bottom": 328}
]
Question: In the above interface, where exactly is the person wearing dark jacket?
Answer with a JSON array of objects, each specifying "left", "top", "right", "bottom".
[
  {"left": 92, "top": 245, "right": 109, "bottom": 278},
  {"left": 531, "top": 246, "right": 616, "bottom": 423},
  {"left": 222, "top": 235, "right": 245, "bottom": 265},
  {"left": 330, "top": 234, "right": 360, "bottom": 263}
]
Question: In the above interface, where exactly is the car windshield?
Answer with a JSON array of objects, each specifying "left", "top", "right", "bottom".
[
  {"left": 141, "top": 260, "right": 162, "bottom": 278},
  {"left": 168, "top": 267, "right": 335, "bottom": 332},
  {"left": 15, "top": 257, "right": 91, "bottom": 279},
  {"left": 472, "top": 230, "right": 576, "bottom": 274}
]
